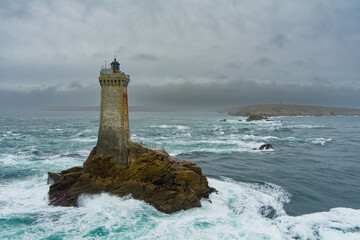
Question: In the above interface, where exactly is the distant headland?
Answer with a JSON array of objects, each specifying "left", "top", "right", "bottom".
[{"left": 228, "top": 104, "right": 360, "bottom": 116}]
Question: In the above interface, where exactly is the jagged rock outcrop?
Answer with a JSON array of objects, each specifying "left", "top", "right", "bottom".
[
  {"left": 246, "top": 114, "right": 267, "bottom": 122},
  {"left": 252, "top": 144, "right": 274, "bottom": 151},
  {"left": 48, "top": 142, "right": 216, "bottom": 214},
  {"left": 259, "top": 144, "right": 274, "bottom": 150},
  {"left": 47, "top": 172, "right": 62, "bottom": 184}
]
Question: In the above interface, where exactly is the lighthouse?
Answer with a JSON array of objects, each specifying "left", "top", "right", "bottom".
[{"left": 96, "top": 58, "right": 130, "bottom": 165}]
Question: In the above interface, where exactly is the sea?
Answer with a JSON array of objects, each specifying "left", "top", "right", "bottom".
[{"left": 0, "top": 110, "right": 360, "bottom": 240}]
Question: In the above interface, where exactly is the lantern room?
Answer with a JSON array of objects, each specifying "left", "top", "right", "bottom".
[{"left": 111, "top": 58, "right": 120, "bottom": 72}]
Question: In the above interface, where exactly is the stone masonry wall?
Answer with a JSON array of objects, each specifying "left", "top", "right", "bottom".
[{"left": 97, "top": 72, "right": 130, "bottom": 165}]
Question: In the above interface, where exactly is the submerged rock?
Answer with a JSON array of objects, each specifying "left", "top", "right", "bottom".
[{"left": 48, "top": 142, "right": 216, "bottom": 214}]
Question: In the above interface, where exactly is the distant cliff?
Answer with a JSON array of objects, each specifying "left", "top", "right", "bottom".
[{"left": 228, "top": 104, "right": 360, "bottom": 116}]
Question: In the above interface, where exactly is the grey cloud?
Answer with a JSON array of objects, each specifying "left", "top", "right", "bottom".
[
  {"left": 269, "top": 34, "right": 289, "bottom": 48},
  {"left": 271, "top": 69, "right": 288, "bottom": 75},
  {"left": 173, "top": 75, "right": 185, "bottom": 80},
  {"left": 53, "top": 54, "right": 68, "bottom": 61},
  {"left": 68, "top": 81, "right": 82, "bottom": 90},
  {"left": 127, "top": 80, "right": 360, "bottom": 109},
  {"left": 0, "top": 84, "right": 99, "bottom": 110},
  {"left": 254, "top": 57, "right": 273, "bottom": 67},
  {"left": 311, "top": 76, "right": 332, "bottom": 85},
  {"left": 131, "top": 53, "right": 159, "bottom": 62},
  {"left": 0, "top": 0, "right": 360, "bottom": 109},
  {"left": 0, "top": 0, "right": 32, "bottom": 19},
  {"left": 292, "top": 60, "right": 305, "bottom": 67},
  {"left": 215, "top": 75, "right": 228, "bottom": 80},
  {"left": 224, "top": 62, "right": 241, "bottom": 69}
]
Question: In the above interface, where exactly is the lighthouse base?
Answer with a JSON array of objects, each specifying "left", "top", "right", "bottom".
[{"left": 96, "top": 130, "right": 128, "bottom": 165}]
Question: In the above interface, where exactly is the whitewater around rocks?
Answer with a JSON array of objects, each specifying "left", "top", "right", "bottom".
[{"left": 1, "top": 111, "right": 359, "bottom": 239}]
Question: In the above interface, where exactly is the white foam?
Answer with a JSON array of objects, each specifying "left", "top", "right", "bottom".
[
  {"left": 163, "top": 133, "right": 277, "bottom": 155},
  {"left": 286, "top": 124, "right": 325, "bottom": 129},
  {"left": 151, "top": 125, "right": 190, "bottom": 130},
  {"left": 0, "top": 175, "right": 49, "bottom": 215},
  {"left": 70, "top": 137, "right": 97, "bottom": 143},
  {"left": 241, "top": 134, "right": 279, "bottom": 141},
  {"left": 167, "top": 142, "right": 262, "bottom": 156},
  {"left": 73, "top": 128, "right": 96, "bottom": 137},
  {"left": 0, "top": 154, "right": 18, "bottom": 165},
  {"left": 275, "top": 208, "right": 360, "bottom": 240},
  {"left": 168, "top": 150, "right": 184, "bottom": 156},
  {"left": 0, "top": 152, "right": 84, "bottom": 170},
  {"left": 49, "top": 128, "right": 64, "bottom": 131},
  {"left": 307, "top": 137, "right": 332, "bottom": 145},
  {"left": 0, "top": 154, "right": 31, "bottom": 166},
  {"left": 1, "top": 177, "right": 359, "bottom": 239},
  {"left": 157, "top": 125, "right": 173, "bottom": 128},
  {"left": 181, "top": 133, "right": 192, "bottom": 137}
]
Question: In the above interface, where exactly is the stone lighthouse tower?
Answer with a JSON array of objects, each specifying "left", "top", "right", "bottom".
[{"left": 96, "top": 58, "right": 130, "bottom": 165}]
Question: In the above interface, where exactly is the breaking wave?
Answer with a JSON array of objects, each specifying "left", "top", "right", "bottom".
[{"left": 0, "top": 177, "right": 359, "bottom": 239}]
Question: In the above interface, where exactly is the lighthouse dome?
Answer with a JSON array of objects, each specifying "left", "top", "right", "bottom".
[{"left": 110, "top": 58, "right": 120, "bottom": 72}]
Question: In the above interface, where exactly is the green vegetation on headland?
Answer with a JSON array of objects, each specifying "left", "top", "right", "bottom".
[{"left": 228, "top": 104, "right": 360, "bottom": 116}]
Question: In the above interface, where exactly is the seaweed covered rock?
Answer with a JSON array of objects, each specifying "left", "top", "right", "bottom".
[{"left": 48, "top": 142, "right": 216, "bottom": 214}]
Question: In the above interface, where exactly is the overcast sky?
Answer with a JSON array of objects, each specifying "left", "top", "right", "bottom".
[{"left": 1, "top": 0, "right": 360, "bottom": 110}]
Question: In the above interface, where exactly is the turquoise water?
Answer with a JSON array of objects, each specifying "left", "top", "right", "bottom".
[{"left": 1, "top": 111, "right": 360, "bottom": 239}]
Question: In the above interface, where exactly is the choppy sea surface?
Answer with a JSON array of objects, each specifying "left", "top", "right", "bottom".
[{"left": 1, "top": 110, "right": 360, "bottom": 239}]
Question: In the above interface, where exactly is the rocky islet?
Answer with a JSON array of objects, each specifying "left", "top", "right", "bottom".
[{"left": 48, "top": 141, "right": 216, "bottom": 214}]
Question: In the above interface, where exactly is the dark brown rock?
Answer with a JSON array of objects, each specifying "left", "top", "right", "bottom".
[
  {"left": 47, "top": 172, "right": 62, "bottom": 184},
  {"left": 246, "top": 114, "right": 267, "bottom": 122},
  {"left": 48, "top": 142, "right": 216, "bottom": 214},
  {"left": 259, "top": 144, "right": 274, "bottom": 150}
]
